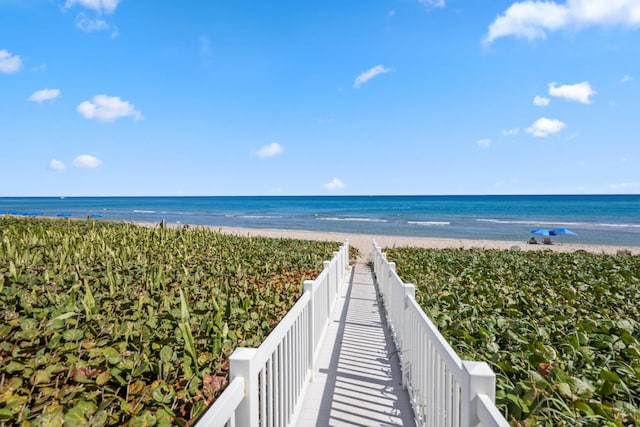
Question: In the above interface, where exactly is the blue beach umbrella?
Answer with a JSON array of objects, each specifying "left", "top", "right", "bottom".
[
  {"left": 57, "top": 213, "right": 72, "bottom": 217},
  {"left": 550, "top": 228, "right": 578, "bottom": 236},
  {"left": 531, "top": 229, "right": 551, "bottom": 236}
]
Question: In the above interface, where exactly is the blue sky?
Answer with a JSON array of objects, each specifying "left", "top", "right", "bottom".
[{"left": 1, "top": 0, "right": 639, "bottom": 196}]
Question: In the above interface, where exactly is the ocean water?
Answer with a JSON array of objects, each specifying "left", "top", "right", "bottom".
[{"left": 1, "top": 195, "right": 639, "bottom": 247}]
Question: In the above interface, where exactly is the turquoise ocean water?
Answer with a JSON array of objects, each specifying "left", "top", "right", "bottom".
[{"left": 1, "top": 195, "right": 639, "bottom": 246}]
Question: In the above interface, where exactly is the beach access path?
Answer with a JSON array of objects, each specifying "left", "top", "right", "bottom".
[{"left": 296, "top": 260, "right": 416, "bottom": 426}]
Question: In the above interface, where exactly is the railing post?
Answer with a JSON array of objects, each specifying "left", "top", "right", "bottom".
[
  {"left": 462, "top": 361, "right": 496, "bottom": 427},
  {"left": 323, "top": 260, "right": 331, "bottom": 318},
  {"left": 230, "top": 347, "right": 259, "bottom": 427},
  {"left": 387, "top": 261, "right": 396, "bottom": 326},
  {"left": 333, "top": 251, "right": 339, "bottom": 299},
  {"left": 402, "top": 283, "right": 416, "bottom": 388},
  {"left": 303, "top": 280, "right": 316, "bottom": 381},
  {"left": 379, "top": 252, "right": 386, "bottom": 298},
  {"left": 344, "top": 241, "right": 349, "bottom": 274}
]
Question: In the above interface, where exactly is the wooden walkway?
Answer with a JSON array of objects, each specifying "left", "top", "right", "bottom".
[{"left": 297, "top": 262, "right": 416, "bottom": 426}]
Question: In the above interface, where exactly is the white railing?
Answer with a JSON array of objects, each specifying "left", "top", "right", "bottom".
[
  {"left": 196, "top": 242, "right": 350, "bottom": 427},
  {"left": 373, "top": 242, "right": 510, "bottom": 427}
]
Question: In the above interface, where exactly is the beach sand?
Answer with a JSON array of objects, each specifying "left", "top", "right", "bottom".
[
  {"left": 15, "top": 215, "right": 638, "bottom": 259},
  {"left": 157, "top": 223, "right": 639, "bottom": 260}
]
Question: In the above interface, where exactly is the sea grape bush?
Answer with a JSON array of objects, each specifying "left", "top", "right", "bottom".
[
  {"left": 386, "top": 247, "right": 640, "bottom": 427},
  {"left": 0, "top": 217, "right": 341, "bottom": 426}
]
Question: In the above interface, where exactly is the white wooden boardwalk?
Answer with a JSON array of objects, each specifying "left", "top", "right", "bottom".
[{"left": 297, "top": 262, "right": 416, "bottom": 426}]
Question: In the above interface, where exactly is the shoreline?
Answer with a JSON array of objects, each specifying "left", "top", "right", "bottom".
[
  {"left": 5, "top": 215, "right": 638, "bottom": 257},
  {"left": 154, "top": 222, "right": 639, "bottom": 258}
]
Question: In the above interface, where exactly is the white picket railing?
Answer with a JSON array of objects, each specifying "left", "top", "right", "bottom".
[
  {"left": 372, "top": 242, "right": 510, "bottom": 427},
  {"left": 196, "top": 242, "right": 350, "bottom": 427}
]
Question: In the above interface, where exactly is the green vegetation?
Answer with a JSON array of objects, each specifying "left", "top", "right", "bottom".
[
  {"left": 0, "top": 217, "right": 341, "bottom": 426},
  {"left": 386, "top": 247, "right": 640, "bottom": 427}
]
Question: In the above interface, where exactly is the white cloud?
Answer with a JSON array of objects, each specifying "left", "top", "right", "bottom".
[
  {"left": 324, "top": 178, "right": 346, "bottom": 191},
  {"left": 76, "top": 14, "right": 107, "bottom": 30},
  {"left": 502, "top": 127, "right": 520, "bottom": 136},
  {"left": 73, "top": 154, "right": 102, "bottom": 168},
  {"left": 73, "top": 12, "right": 118, "bottom": 37},
  {"left": 533, "top": 95, "right": 550, "bottom": 106},
  {"left": 65, "top": 0, "right": 121, "bottom": 14},
  {"left": 49, "top": 159, "right": 66, "bottom": 171},
  {"left": 29, "top": 88, "right": 61, "bottom": 103},
  {"left": 419, "top": 0, "right": 446, "bottom": 7},
  {"left": 484, "top": 0, "right": 640, "bottom": 45},
  {"left": 354, "top": 65, "right": 391, "bottom": 89},
  {"left": 621, "top": 74, "right": 633, "bottom": 83},
  {"left": 77, "top": 95, "right": 143, "bottom": 122},
  {"left": 477, "top": 138, "right": 491, "bottom": 148},
  {"left": 0, "top": 49, "right": 22, "bottom": 74},
  {"left": 526, "top": 117, "right": 566, "bottom": 137},
  {"left": 548, "top": 81, "right": 596, "bottom": 104},
  {"left": 254, "top": 142, "right": 283, "bottom": 158}
]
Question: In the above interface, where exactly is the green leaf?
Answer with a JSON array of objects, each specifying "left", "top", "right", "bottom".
[
  {"left": 82, "top": 279, "right": 95, "bottom": 317},
  {"left": 38, "top": 412, "right": 65, "bottom": 427},
  {"left": 54, "top": 311, "right": 77, "bottom": 321},
  {"left": 159, "top": 346, "right": 173, "bottom": 363},
  {"left": 155, "top": 408, "right": 174, "bottom": 427},
  {"left": 63, "top": 401, "right": 97, "bottom": 427},
  {"left": 0, "top": 408, "right": 13, "bottom": 421},
  {"left": 129, "top": 410, "right": 157, "bottom": 427},
  {"left": 179, "top": 288, "right": 190, "bottom": 322},
  {"left": 600, "top": 369, "right": 621, "bottom": 383},
  {"left": 152, "top": 386, "right": 174, "bottom": 404},
  {"left": 31, "top": 370, "right": 52, "bottom": 386},
  {"left": 572, "top": 377, "right": 594, "bottom": 398},
  {"left": 557, "top": 382, "right": 572, "bottom": 398},
  {"left": 132, "top": 362, "right": 150, "bottom": 377},
  {"left": 9, "top": 260, "right": 17, "bottom": 278},
  {"left": 96, "top": 371, "right": 110, "bottom": 385},
  {"left": 5, "top": 361, "right": 25, "bottom": 374},
  {"left": 62, "top": 328, "right": 84, "bottom": 342},
  {"left": 572, "top": 401, "right": 594, "bottom": 415}
]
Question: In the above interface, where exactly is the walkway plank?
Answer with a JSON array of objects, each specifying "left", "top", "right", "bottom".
[{"left": 297, "top": 262, "right": 416, "bottom": 426}]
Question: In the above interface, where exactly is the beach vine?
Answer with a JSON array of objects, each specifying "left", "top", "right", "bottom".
[
  {"left": 387, "top": 247, "right": 640, "bottom": 427},
  {"left": 0, "top": 217, "right": 340, "bottom": 426}
]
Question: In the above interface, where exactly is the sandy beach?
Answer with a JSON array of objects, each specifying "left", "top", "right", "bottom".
[
  {"left": 157, "top": 223, "right": 640, "bottom": 259},
  {"left": 10, "top": 215, "right": 639, "bottom": 258}
]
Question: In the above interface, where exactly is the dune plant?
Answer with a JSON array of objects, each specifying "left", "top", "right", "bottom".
[
  {"left": 387, "top": 247, "right": 640, "bottom": 427},
  {"left": 0, "top": 217, "right": 340, "bottom": 425}
]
